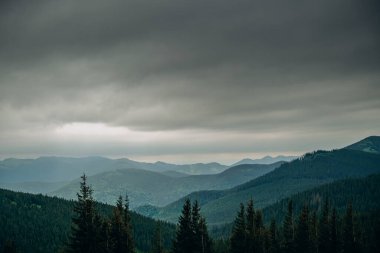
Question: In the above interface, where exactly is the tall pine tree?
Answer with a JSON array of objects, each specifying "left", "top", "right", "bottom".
[
  {"left": 172, "top": 199, "right": 193, "bottom": 253},
  {"left": 295, "top": 205, "right": 311, "bottom": 253},
  {"left": 230, "top": 203, "right": 247, "bottom": 253},
  {"left": 342, "top": 202, "right": 358, "bottom": 253},
  {"left": 318, "top": 198, "right": 331, "bottom": 253},
  {"left": 282, "top": 200, "right": 294, "bottom": 253},
  {"left": 67, "top": 174, "right": 101, "bottom": 253},
  {"left": 246, "top": 199, "right": 255, "bottom": 253},
  {"left": 151, "top": 223, "right": 165, "bottom": 253},
  {"left": 330, "top": 208, "right": 339, "bottom": 253}
]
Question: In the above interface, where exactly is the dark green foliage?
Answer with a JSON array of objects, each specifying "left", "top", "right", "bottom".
[
  {"left": 318, "top": 198, "right": 331, "bottom": 253},
  {"left": 262, "top": 174, "right": 380, "bottom": 225},
  {"left": 0, "top": 188, "right": 175, "bottom": 253},
  {"left": 150, "top": 223, "right": 165, "bottom": 253},
  {"left": 282, "top": 201, "right": 294, "bottom": 253},
  {"left": 66, "top": 174, "right": 101, "bottom": 253},
  {"left": 330, "top": 208, "right": 339, "bottom": 253},
  {"left": 342, "top": 202, "right": 358, "bottom": 253},
  {"left": 1, "top": 240, "right": 17, "bottom": 253},
  {"left": 110, "top": 195, "right": 135, "bottom": 253},
  {"left": 268, "top": 219, "right": 279, "bottom": 253},
  {"left": 172, "top": 199, "right": 213, "bottom": 253},
  {"left": 154, "top": 148, "right": 380, "bottom": 225},
  {"left": 295, "top": 205, "right": 310, "bottom": 253},
  {"left": 199, "top": 217, "right": 213, "bottom": 253},
  {"left": 230, "top": 203, "right": 246, "bottom": 253},
  {"left": 172, "top": 199, "right": 193, "bottom": 253},
  {"left": 246, "top": 199, "right": 255, "bottom": 252}
]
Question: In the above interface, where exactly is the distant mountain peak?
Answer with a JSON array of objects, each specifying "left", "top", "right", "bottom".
[
  {"left": 344, "top": 136, "right": 380, "bottom": 154},
  {"left": 232, "top": 155, "right": 297, "bottom": 166}
]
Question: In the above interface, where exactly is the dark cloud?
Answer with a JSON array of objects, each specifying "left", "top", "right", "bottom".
[{"left": 0, "top": 0, "right": 379, "bottom": 161}]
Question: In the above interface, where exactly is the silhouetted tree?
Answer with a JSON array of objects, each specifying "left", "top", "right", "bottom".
[
  {"left": 295, "top": 205, "right": 310, "bottom": 253},
  {"left": 318, "top": 198, "right": 331, "bottom": 253},
  {"left": 172, "top": 199, "right": 193, "bottom": 253},
  {"left": 246, "top": 199, "right": 255, "bottom": 252},
  {"left": 342, "top": 202, "right": 358, "bottom": 253},
  {"left": 330, "top": 208, "right": 339, "bottom": 253},
  {"left": 67, "top": 174, "right": 101, "bottom": 253},
  {"left": 282, "top": 201, "right": 294, "bottom": 253},
  {"left": 230, "top": 203, "right": 247, "bottom": 253},
  {"left": 151, "top": 223, "right": 165, "bottom": 253}
]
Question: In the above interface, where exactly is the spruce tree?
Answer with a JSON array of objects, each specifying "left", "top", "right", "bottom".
[
  {"left": 172, "top": 199, "right": 193, "bottom": 253},
  {"left": 199, "top": 217, "right": 213, "bottom": 253},
  {"left": 151, "top": 223, "right": 165, "bottom": 253},
  {"left": 246, "top": 199, "right": 255, "bottom": 253},
  {"left": 67, "top": 174, "right": 100, "bottom": 253},
  {"left": 192, "top": 200, "right": 202, "bottom": 252},
  {"left": 318, "top": 198, "right": 331, "bottom": 253},
  {"left": 309, "top": 211, "right": 318, "bottom": 253},
  {"left": 254, "top": 210, "right": 265, "bottom": 253},
  {"left": 269, "top": 219, "right": 279, "bottom": 253},
  {"left": 123, "top": 194, "right": 135, "bottom": 253},
  {"left": 330, "top": 208, "right": 339, "bottom": 253},
  {"left": 230, "top": 203, "right": 247, "bottom": 253},
  {"left": 110, "top": 195, "right": 134, "bottom": 253},
  {"left": 342, "top": 202, "right": 357, "bottom": 253},
  {"left": 295, "top": 205, "right": 310, "bottom": 253},
  {"left": 282, "top": 200, "right": 294, "bottom": 253}
]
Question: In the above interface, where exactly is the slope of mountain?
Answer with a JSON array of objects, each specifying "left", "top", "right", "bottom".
[
  {"left": 262, "top": 173, "right": 380, "bottom": 224},
  {"left": 52, "top": 162, "right": 283, "bottom": 208},
  {"left": 345, "top": 136, "right": 380, "bottom": 154},
  {"left": 144, "top": 148, "right": 380, "bottom": 225},
  {"left": 0, "top": 181, "right": 69, "bottom": 194},
  {"left": 211, "top": 173, "right": 380, "bottom": 238},
  {"left": 0, "top": 188, "right": 175, "bottom": 253},
  {"left": 232, "top": 155, "right": 297, "bottom": 166},
  {"left": 0, "top": 156, "right": 227, "bottom": 184},
  {"left": 160, "top": 170, "right": 189, "bottom": 178}
]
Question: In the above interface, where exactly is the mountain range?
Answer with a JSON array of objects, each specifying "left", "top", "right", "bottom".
[
  {"left": 51, "top": 162, "right": 284, "bottom": 208},
  {"left": 137, "top": 136, "right": 380, "bottom": 225},
  {"left": 232, "top": 155, "right": 297, "bottom": 166}
]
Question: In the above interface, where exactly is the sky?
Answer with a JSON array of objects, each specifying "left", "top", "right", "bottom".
[{"left": 0, "top": 0, "right": 379, "bottom": 164}]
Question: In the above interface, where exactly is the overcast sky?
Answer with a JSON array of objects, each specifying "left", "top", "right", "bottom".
[{"left": 0, "top": 0, "right": 379, "bottom": 164}]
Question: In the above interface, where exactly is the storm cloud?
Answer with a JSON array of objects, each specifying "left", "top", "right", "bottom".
[{"left": 0, "top": 0, "right": 379, "bottom": 163}]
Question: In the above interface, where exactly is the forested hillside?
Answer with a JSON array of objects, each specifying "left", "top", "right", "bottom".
[
  {"left": 210, "top": 174, "right": 380, "bottom": 238},
  {"left": 52, "top": 162, "right": 282, "bottom": 208},
  {"left": 145, "top": 149, "right": 380, "bottom": 224},
  {"left": 0, "top": 188, "right": 175, "bottom": 253}
]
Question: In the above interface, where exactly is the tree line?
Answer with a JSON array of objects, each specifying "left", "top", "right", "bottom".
[
  {"left": 228, "top": 199, "right": 373, "bottom": 253},
  {"left": 63, "top": 175, "right": 379, "bottom": 253}
]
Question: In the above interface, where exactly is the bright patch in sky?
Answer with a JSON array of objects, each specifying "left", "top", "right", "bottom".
[{"left": 55, "top": 122, "right": 126, "bottom": 137}]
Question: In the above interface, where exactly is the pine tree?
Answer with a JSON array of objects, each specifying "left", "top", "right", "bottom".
[
  {"left": 199, "top": 217, "right": 213, "bottom": 253},
  {"left": 254, "top": 210, "right": 265, "bottom": 253},
  {"left": 318, "top": 198, "right": 331, "bottom": 253},
  {"left": 309, "top": 211, "right": 318, "bottom": 253},
  {"left": 67, "top": 174, "right": 100, "bottom": 253},
  {"left": 151, "top": 223, "right": 165, "bottom": 253},
  {"left": 295, "top": 205, "right": 310, "bottom": 253},
  {"left": 110, "top": 195, "right": 135, "bottom": 253},
  {"left": 342, "top": 202, "right": 357, "bottom": 253},
  {"left": 330, "top": 208, "right": 339, "bottom": 253},
  {"left": 192, "top": 200, "right": 202, "bottom": 252},
  {"left": 268, "top": 219, "right": 279, "bottom": 253},
  {"left": 230, "top": 203, "right": 247, "bottom": 253},
  {"left": 123, "top": 194, "right": 135, "bottom": 253},
  {"left": 246, "top": 199, "right": 255, "bottom": 252},
  {"left": 282, "top": 200, "right": 294, "bottom": 253},
  {"left": 172, "top": 199, "right": 193, "bottom": 253}
]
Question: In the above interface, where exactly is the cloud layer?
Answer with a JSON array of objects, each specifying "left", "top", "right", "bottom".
[{"left": 0, "top": 0, "right": 379, "bottom": 163}]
